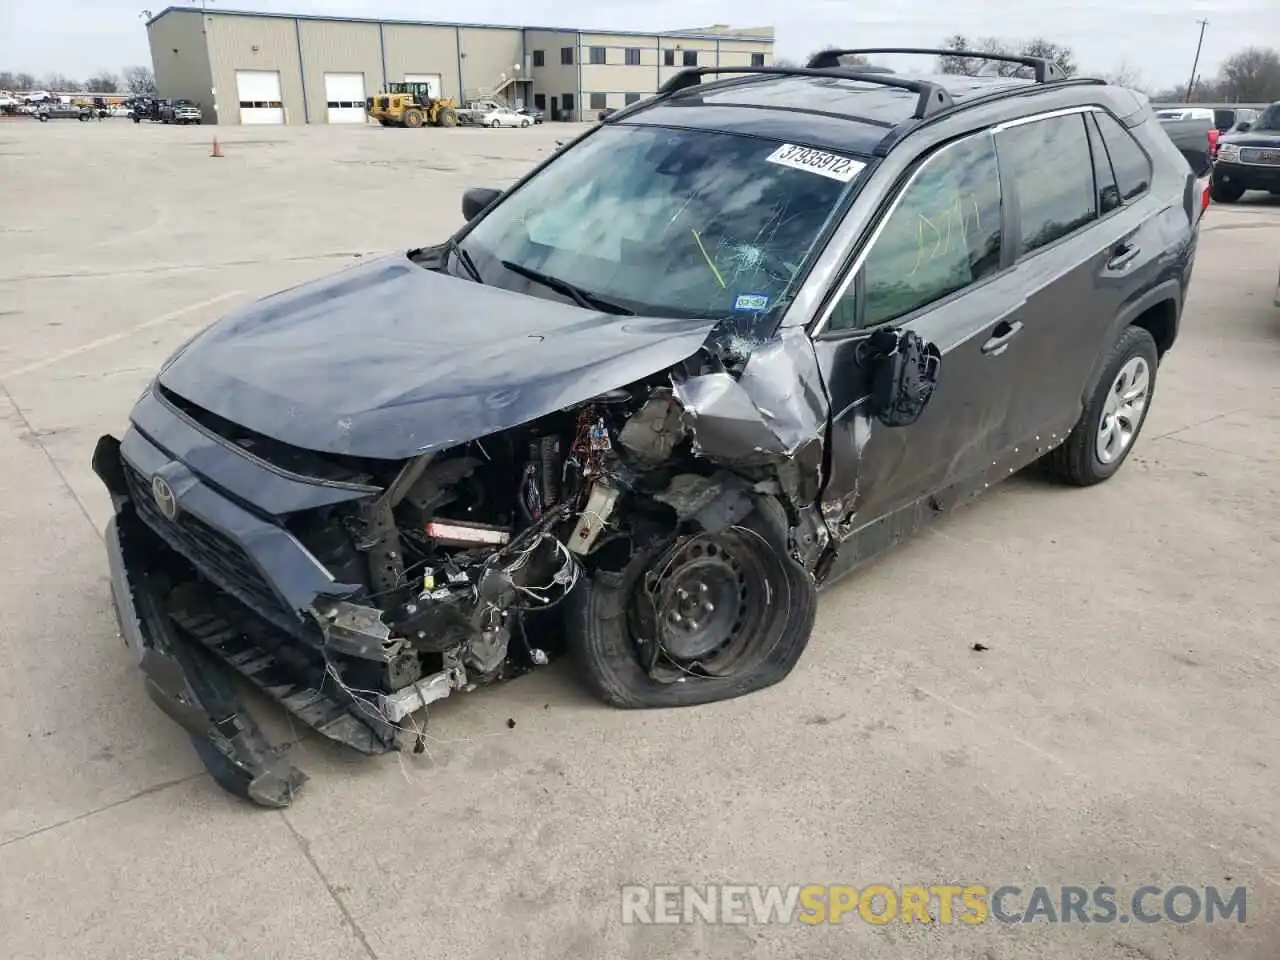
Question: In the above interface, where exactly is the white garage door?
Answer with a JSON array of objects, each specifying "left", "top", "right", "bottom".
[
  {"left": 235, "top": 70, "right": 284, "bottom": 124},
  {"left": 405, "top": 73, "right": 442, "bottom": 99},
  {"left": 324, "top": 72, "right": 366, "bottom": 124}
]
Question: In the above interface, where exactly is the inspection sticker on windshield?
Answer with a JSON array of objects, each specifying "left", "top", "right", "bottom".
[
  {"left": 735, "top": 294, "right": 770, "bottom": 312},
  {"left": 765, "top": 143, "right": 866, "bottom": 182}
]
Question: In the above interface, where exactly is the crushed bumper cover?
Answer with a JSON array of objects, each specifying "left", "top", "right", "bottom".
[
  {"left": 94, "top": 433, "right": 395, "bottom": 807},
  {"left": 104, "top": 507, "right": 309, "bottom": 806}
]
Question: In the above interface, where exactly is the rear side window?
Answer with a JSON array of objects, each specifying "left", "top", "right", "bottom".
[
  {"left": 1093, "top": 111, "right": 1151, "bottom": 201},
  {"left": 828, "top": 132, "right": 1002, "bottom": 330},
  {"left": 998, "top": 113, "right": 1096, "bottom": 255}
]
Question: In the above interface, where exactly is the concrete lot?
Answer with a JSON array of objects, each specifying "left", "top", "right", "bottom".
[{"left": 1, "top": 118, "right": 1278, "bottom": 960}]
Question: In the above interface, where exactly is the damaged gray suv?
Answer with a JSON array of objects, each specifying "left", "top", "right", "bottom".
[{"left": 93, "top": 48, "right": 1203, "bottom": 805}]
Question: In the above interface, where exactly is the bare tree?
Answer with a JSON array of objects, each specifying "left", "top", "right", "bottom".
[
  {"left": 1099, "top": 61, "right": 1145, "bottom": 91},
  {"left": 0, "top": 71, "right": 16, "bottom": 90},
  {"left": 122, "top": 65, "right": 157, "bottom": 97},
  {"left": 772, "top": 56, "right": 800, "bottom": 68},
  {"left": 1216, "top": 47, "right": 1280, "bottom": 102},
  {"left": 937, "top": 35, "right": 1076, "bottom": 79},
  {"left": 44, "top": 72, "right": 82, "bottom": 92},
  {"left": 15, "top": 72, "right": 36, "bottom": 91},
  {"left": 85, "top": 71, "right": 121, "bottom": 93}
]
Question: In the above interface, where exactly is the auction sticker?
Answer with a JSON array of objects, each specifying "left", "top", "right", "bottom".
[{"left": 766, "top": 143, "right": 866, "bottom": 182}]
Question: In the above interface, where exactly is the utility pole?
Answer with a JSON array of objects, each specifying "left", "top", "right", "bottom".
[{"left": 1185, "top": 19, "right": 1208, "bottom": 102}]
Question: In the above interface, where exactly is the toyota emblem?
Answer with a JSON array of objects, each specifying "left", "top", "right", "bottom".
[{"left": 151, "top": 474, "right": 179, "bottom": 521}]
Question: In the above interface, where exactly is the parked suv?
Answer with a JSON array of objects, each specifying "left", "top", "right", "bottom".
[
  {"left": 1211, "top": 101, "right": 1280, "bottom": 202},
  {"left": 93, "top": 48, "right": 1203, "bottom": 805}
]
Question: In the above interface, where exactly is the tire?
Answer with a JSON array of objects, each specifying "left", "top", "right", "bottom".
[
  {"left": 521, "top": 118, "right": 531, "bottom": 127},
  {"left": 1210, "top": 178, "right": 1245, "bottom": 203},
  {"left": 1042, "top": 325, "right": 1159, "bottom": 486},
  {"left": 566, "top": 498, "right": 817, "bottom": 709},
  {"left": 133, "top": 115, "right": 140, "bottom": 124},
  {"left": 437, "top": 108, "right": 457, "bottom": 127},
  {"left": 489, "top": 118, "right": 500, "bottom": 128},
  {"left": 403, "top": 108, "right": 424, "bottom": 128}
]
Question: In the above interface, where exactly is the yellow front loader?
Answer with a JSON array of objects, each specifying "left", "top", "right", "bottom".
[{"left": 368, "top": 83, "right": 459, "bottom": 128}]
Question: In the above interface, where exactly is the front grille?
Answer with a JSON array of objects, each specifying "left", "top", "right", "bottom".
[
  {"left": 1241, "top": 147, "right": 1280, "bottom": 165},
  {"left": 123, "top": 459, "right": 314, "bottom": 639}
]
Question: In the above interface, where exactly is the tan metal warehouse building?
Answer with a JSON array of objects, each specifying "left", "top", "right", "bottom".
[{"left": 145, "top": 7, "right": 774, "bottom": 125}]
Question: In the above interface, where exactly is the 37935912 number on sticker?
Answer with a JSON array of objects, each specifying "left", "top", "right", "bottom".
[{"left": 765, "top": 143, "right": 867, "bottom": 183}]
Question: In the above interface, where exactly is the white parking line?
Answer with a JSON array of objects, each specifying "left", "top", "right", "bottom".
[{"left": 0, "top": 291, "right": 245, "bottom": 380}]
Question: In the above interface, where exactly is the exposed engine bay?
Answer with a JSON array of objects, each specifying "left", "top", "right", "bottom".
[{"left": 293, "top": 348, "right": 821, "bottom": 744}]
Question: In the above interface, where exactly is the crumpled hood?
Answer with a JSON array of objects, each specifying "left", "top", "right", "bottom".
[{"left": 157, "top": 254, "right": 721, "bottom": 460}]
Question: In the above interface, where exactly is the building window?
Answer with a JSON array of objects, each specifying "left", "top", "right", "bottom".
[
  {"left": 683, "top": 49, "right": 698, "bottom": 66},
  {"left": 625, "top": 47, "right": 641, "bottom": 65},
  {"left": 589, "top": 47, "right": 606, "bottom": 65},
  {"left": 624, "top": 92, "right": 642, "bottom": 105},
  {"left": 534, "top": 93, "right": 546, "bottom": 110},
  {"left": 589, "top": 92, "right": 607, "bottom": 110},
  {"left": 532, "top": 50, "right": 545, "bottom": 67},
  {"left": 562, "top": 93, "right": 575, "bottom": 111},
  {"left": 751, "top": 53, "right": 765, "bottom": 67},
  {"left": 663, "top": 49, "right": 676, "bottom": 66},
  {"left": 560, "top": 47, "right": 574, "bottom": 65}
]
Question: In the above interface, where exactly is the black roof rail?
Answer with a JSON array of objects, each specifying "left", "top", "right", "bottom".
[
  {"left": 868, "top": 76, "right": 1108, "bottom": 157},
  {"left": 658, "top": 65, "right": 953, "bottom": 119},
  {"left": 807, "top": 47, "right": 1065, "bottom": 84}
]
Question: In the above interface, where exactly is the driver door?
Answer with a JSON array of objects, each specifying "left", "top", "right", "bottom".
[{"left": 811, "top": 129, "right": 1025, "bottom": 544}]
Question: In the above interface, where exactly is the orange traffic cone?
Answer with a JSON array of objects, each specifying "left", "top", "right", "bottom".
[{"left": 210, "top": 136, "right": 223, "bottom": 157}]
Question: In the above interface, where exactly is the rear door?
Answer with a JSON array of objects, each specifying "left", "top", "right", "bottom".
[
  {"left": 985, "top": 107, "right": 1159, "bottom": 449},
  {"left": 811, "top": 130, "right": 1022, "bottom": 534}
]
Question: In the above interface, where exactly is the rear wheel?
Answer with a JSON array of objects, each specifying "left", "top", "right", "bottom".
[
  {"left": 566, "top": 499, "right": 816, "bottom": 708},
  {"left": 402, "top": 108, "right": 424, "bottom": 128},
  {"left": 437, "top": 108, "right": 457, "bottom": 127},
  {"left": 489, "top": 118, "right": 500, "bottom": 128},
  {"left": 1043, "top": 325, "right": 1158, "bottom": 486}
]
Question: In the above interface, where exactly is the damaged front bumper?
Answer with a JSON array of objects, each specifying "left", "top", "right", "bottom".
[
  {"left": 92, "top": 427, "right": 453, "bottom": 806},
  {"left": 102, "top": 506, "right": 309, "bottom": 806}
]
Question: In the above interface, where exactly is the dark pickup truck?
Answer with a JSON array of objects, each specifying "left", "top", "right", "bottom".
[{"left": 1211, "top": 102, "right": 1280, "bottom": 203}]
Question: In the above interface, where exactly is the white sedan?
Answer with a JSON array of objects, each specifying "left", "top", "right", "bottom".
[{"left": 480, "top": 107, "right": 532, "bottom": 128}]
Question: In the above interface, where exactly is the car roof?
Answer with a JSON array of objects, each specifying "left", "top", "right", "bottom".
[{"left": 617, "top": 68, "right": 1102, "bottom": 158}]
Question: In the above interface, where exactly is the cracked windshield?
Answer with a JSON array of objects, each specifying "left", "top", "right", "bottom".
[{"left": 461, "top": 124, "right": 866, "bottom": 317}]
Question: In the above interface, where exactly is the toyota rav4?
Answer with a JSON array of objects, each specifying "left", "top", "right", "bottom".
[{"left": 93, "top": 48, "right": 1204, "bottom": 805}]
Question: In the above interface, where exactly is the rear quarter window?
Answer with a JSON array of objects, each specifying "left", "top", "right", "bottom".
[{"left": 1093, "top": 111, "right": 1152, "bottom": 202}]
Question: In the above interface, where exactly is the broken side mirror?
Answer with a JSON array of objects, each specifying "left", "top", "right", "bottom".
[
  {"left": 859, "top": 327, "right": 942, "bottom": 427},
  {"left": 461, "top": 187, "right": 502, "bottom": 222}
]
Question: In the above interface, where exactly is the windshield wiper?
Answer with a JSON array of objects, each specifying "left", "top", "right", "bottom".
[
  {"left": 446, "top": 237, "right": 483, "bottom": 283},
  {"left": 499, "top": 260, "right": 634, "bottom": 315}
]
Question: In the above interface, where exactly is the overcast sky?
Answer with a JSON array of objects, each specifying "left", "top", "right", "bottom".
[{"left": 1, "top": 0, "right": 1275, "bottom": 91}]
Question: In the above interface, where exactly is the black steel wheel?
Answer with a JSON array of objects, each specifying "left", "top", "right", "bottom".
[{"left": 567, "top": 499, "right": 816, "bottom": 708}]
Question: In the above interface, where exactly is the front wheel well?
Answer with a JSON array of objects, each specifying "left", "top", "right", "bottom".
[{"left": 1130, "top": 297, "right": 1178, "bottom": 357}]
